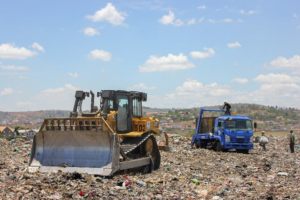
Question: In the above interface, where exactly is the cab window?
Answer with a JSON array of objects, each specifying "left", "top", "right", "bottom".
[
  {"left": 133, "top": 98, "right": 142, "bottom": 116},
  {"left": 219, "top": 120, "right": 224, "bottom": 130},
  {"left": 109, "top": 100, "right": 114, "bottom": 110}
]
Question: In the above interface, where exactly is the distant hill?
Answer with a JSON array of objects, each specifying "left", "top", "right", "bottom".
[
  {"left": 0, "top": 110, "right": 70, "bottom": 127},
  {"left": 1, "top": 103, "right": 300, "bottom": 130}
]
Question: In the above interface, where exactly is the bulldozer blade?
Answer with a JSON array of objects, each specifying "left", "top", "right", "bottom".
[
  {"left": 28, "top": 130, "right": 120, "bottom": 175},
  {"left": 158, "top": 132, "right": 170, "bottom": 151}
]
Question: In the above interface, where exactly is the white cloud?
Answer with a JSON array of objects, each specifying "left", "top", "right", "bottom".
[
  {"left": 139, "top": 53, "right": 195, "bottom": 72},
  {"left": 208, "top": 19, "right": 216, "bottom": 23},
  {"left": 173, "top": 19, "right": 184, "bottom": 26},
  {"left": 232, "top": 78, "right": 249, "bottom": 84},
  {"left": 35, "top": 84, "right": 83, "bottom": 111},
  {"left": 248, "top": 10, "right": 256, "bottom": 15},
  {"left": 144, "top": 76, "right": 300, "bottom": 109},
  {"left": 69, "top": 72, "right": 80, "bottom": 78},
  {"left": 39, "top": 84, "right": 79, "bottom": 98},
  {"left": 0, "top": 65, "right": 28, "bottom": 70},
  {"left": 0, "top": 43, "right": 38, "bottom": 59},
  {"left": 0, "top": 88, "right": 13, "bottom": 96},
  {"left": 127, "top": 83, "right": 156, "bottom": 90},
  {"left": 31, "top": 42, "right": 45, "bottom": 52},
  {"left": 223, "top": 18, "right": 232, "bottom": 23},
  {"left": 253, "top": 73, "right": 300, "bottom": 84},
  {"left": 17, "top": 101, "right": 33, "bottom": 106},
  {"left": 190, "top": 48, "right": 215, "bottom": 59},
  {"left": 208, "top": 18, "right": 233, "bottom": 23},
  {"left": 293, "top": 13, "right": 297, "bottom": 18},
  {"left": 65, "top": 84, "right": 80, "bottom": 91},
  {"left": 227, "top": 42, "right": 241, "bottom": 48},
  {"left": 187, "top": 18, "right": 196, "bottom": 25},
  {"left": 86, "top": 3, "right": 126, "bottom": 25},
  {"left": 84, "top": 27, "right": 100, "bottom": 36},
  {"left": 41, "top": 87, "right": 65, "bottom": 95},
  {"left": 267, "top": 55, "right": 300, "bottom": 74},
  {"left": 238, "top": 73, "right": 300, "bottom": 107},
  {"left": 158, "top": 10, "right": 175, "bottom": 25},
  {"left": 198, "top": 5, "right": 206, "bottom": 9},
  {"left": 199, "top": 17, "right": 205, "bottom": 22},
  {"left": 19, "top": 76, "right": 30, "bottom": 79},
  {"left": 145, "top": 80, "right": 243, "bottom": 108},
  {"left": 237, "top": 18, "right": 244, "bottom": 23},
  {"left": 158, "top": 10, "right": 184, "bottom": 26},
  {"left": 87, "top": 49, "right": 112, "bottom": 61},
  {"left": 239, "top": 9, "right": 257, "bottom": 15},
  {"left": 297, "top": 25, "right": 300, "bottom": 29}
]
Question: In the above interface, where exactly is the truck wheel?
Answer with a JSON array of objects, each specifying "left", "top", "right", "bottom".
[
  {"left": 200, "top": 143, "right": 206, "bottom": 149},
  {"left": 195, "top": 140, "right": 200, "bottom": 148},
  {"left": 221, "top": 146, "right": 228, "bottom": 152},
  {"left": 243, "top": 149, "right": 249, "bottom": 154},
  {"left": 214, "top": 141, "right": 221, "bottom": 152}
]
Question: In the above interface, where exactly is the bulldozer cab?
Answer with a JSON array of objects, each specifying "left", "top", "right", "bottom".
[{"left": 97, "top": 90, "right": 147, "bottom": 133}]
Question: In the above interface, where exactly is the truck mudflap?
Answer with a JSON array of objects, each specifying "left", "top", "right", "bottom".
[{"left": 28, "top": 130, "right": 120, "bottom": 175}]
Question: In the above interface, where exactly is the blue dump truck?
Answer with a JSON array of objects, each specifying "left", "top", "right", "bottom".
[{"left": 191, "top": 109, "right": 257, "bottom": 153}]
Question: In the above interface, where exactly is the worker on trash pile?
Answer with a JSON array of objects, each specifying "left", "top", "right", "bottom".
[
  {"left": 259, "top": 131, "right": 268, "bottom": 150},
  {"left": 222, "top": 101, "right": 231, "bottom": 115},
  {"left": 290, "top": 129, "right": 295, "bottom": 153}
]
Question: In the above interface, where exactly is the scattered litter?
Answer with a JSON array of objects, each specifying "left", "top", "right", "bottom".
[
  {"left": 0, "top": 134, "right": 299, "bottom": 199},
  {"left": 278, "top": 172, "right": 288, "bottom": 176}
]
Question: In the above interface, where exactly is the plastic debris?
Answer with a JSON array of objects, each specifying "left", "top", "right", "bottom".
[
  {"left": 0, "top": 134, "right": 299, "bottom": 199},
  {"left": 278, "top": 172, "right": 288, "bottom": 176},
  {"left": 78, "top": 191, "right": 84, "bottom": 196}
]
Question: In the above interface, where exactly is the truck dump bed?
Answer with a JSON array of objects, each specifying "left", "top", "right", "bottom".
[{"left": 196, "top": 117, "right": 217, "bottom": 133}]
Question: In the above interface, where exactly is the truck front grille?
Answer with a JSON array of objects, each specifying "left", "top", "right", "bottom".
[{"left": 231, "top": 138, "right": 249, "bottom": 143}]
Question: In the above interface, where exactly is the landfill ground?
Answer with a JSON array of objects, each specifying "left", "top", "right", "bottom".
[{"left": 0, "top": 134, "right": 299, "bottom": 200}]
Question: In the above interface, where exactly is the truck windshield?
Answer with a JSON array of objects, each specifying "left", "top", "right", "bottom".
[{"left": 225, "top": 119, "right": 252, "bottom": 131}]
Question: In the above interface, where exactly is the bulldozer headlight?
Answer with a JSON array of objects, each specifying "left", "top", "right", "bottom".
[
  {"left": 225, "top": 135, "right": 230, "bottom": 143},
  {"left": 250, "top": 136, "right": 253, "bottom": 143},
  {"left": 155, "top": 122, "right": 158, "bottom": 127}
]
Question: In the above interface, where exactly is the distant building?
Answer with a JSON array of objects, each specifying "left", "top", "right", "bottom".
[
  {"left": 265, "top": 121, "right": 275, "bottom": 126},
  {"left": 0, "top": 126, "right": 14, "bottom": 137},
  {"left": 18, "top": 129, "right": 39, "bottom": 137},
  {"left": 170, "top": 124, "right": 183, "bottom": 129}
]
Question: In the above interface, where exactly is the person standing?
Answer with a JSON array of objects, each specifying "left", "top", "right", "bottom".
[
  {"left": 259, "top": 131, "right": 268, "bottom": 150},
  {"left": 290, "top": 129, "right": 295, "bottom": 153},
  {"left": 222, "top": 101, "right": 231, "bottom": 115}
]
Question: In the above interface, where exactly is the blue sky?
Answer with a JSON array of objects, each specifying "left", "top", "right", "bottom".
[{"left": 0, "top": 0, "right": 300, "bottom": 111}]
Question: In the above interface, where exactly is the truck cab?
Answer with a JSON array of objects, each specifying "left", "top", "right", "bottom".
[{"left": 191, "top": 109, "right": 256, "bottom": 153}]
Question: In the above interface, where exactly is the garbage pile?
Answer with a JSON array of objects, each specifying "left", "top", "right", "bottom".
[{"left": 0, "top": 134, "right": 300, "bottom": 199}]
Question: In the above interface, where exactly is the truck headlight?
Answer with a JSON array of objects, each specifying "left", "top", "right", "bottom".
[
  {"left": 250, "top": 136, "right": 253, "bottom": 143},
  {"left": 225, "top": 135, "right": 230, "bottom": 143}
]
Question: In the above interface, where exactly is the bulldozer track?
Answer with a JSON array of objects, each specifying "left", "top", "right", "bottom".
[{"left": 121, "top": 133, "right": 153, "bottom": 154}]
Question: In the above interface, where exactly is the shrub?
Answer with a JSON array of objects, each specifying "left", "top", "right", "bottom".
[{"left": 5, "top": 136, "right": 14, "bottom": 141}]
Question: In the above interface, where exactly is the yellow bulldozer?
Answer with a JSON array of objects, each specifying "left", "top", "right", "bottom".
[{"left": 29, "top": 90, "right": 168, "bottom": 175}]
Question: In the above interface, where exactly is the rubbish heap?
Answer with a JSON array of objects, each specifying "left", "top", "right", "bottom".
[{"left": 0, "top": 134, "right": 300, "bottom": 199}]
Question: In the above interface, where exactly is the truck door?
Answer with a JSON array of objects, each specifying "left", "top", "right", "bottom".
[
  {"left": 116, "top": 94, "right": 132, "bottom": 133},
  {"left": 217, "top": 119, "right": 224, "bottom": 135}
]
